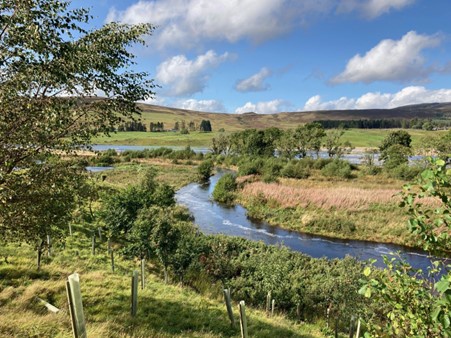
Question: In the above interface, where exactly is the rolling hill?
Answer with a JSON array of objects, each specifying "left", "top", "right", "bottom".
[{"left": 136, "top": 102, "right": 451, "bottom": 132}]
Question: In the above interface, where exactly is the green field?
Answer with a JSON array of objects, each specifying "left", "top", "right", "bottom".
[{"left": 93, "top": 129, "right": 446, "bottom": 149}]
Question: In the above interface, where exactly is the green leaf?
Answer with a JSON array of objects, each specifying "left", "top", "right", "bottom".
[{"left": 363, "top": 266, "right": 371, "bottom": 277}]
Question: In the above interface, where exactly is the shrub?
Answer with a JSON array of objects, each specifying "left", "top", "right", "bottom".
[
  {"left": 212, "top": 173, "right": 237, "bottom": 204},
  {"left": 321, "top": 159, "right": 352, "bottom": 179},
  {"left": 238, "top": 157, "right": 265, "bottom": 176},
  {"left": 281, "top": 162, "right": 310, "bottom": 179},
  {"left": 197, "top": 159, "right": 214, "bottom": 182},
  {"left": 312, "top": 158, "right": 333, "bottom": 170}
]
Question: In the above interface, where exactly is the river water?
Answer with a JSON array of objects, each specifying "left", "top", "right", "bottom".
[{"left": 175, "top": 169, "right": 444, "bottom": 270}]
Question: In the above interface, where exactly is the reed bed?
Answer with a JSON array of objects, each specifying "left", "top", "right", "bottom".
[{"left": 241, "top": 182, "right": 402, "bottom": 211}]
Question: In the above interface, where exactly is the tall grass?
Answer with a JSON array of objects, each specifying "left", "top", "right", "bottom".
[{"left": 241, "top": 181, "right": 400, "bottom": 211}]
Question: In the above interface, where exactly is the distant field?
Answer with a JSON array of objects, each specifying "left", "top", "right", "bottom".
[{"left": 93, "top": 129, "right": 446, "bottom": 149}]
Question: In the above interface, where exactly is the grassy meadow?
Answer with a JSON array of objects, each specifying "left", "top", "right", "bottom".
[
  {"left": 93, "top": 128, "right": 446, "bottom": 149},
  {"left": 0, "top": 231, "right": 325, "bottom": 338}
]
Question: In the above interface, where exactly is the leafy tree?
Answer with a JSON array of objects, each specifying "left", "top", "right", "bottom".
[
  {"left": 210, "top": 133, "right": 231, "bottom": 155},
  {"left": 0, "top": 0, "right": 155, "bottom": 244},
  {"left": 323, "top": 129, "right": 354, "bottom": 158},
  {"left": 101, "top": 168, "right": 175, "bottom": 237},
  {"left": 294, "top": 122, "right": 326, "bottom": 158},
  {"left": 379, "top": 130, "right": 412, "bottom": 161},
  {"left": 276, "top": 129, "right": 298, "bottom": 159},
  {"left": 360, "top": 158, "right": 451, "bottom": 336}
]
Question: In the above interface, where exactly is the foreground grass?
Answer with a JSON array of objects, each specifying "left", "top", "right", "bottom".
[
  {"left": 0, "top": 234, "right": 326, "bottom": 337},
  {"left": 92, "top": 129, "right": 446, "bottom": 149}
]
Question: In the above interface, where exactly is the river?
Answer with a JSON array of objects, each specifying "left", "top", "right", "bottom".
[{"left": 176, "top": 169, "right": 444, "bottom": 270}]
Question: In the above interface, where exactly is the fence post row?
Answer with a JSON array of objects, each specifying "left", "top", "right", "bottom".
[{"left": 66, "top": 273, "right": 87, "bottom": 338}]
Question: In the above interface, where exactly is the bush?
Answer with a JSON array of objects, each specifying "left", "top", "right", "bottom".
[
  {"left": 212, "top": 173, "right": 237, "bottom": 204},
  {"left": 321, "top": 159, "right": 352, "bottom": 179},
  {"left": 387, "top": 163, "right": 422, "bottom": 181},
  {"left": 197, "top": 159, "right": 214, "bottom": 182},
  {"left": 238, "top": 157, "right": 265, "bottom": 176},
  {"left": 281, "top": 162, "right": 310, "bottom": 179},
  {"left": 312, "top": 158, "right": 333, "bottom": 170}
]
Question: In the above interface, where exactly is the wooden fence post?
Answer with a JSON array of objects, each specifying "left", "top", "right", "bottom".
[
  {"left": 141, "top": 259, "right": 145, "bottom": 289},
  {"left": 349, "top": 315, "right": 355, "bottom": 338},
  {"left": 97, "top": 227, "right": 102, "bottom": 242},
  {"left": 266, "top": 291, "right": 271, "bottom": 316},
  {"left": 110, "top": 250, "right": 115, "bottom": 272},
  {"left": 239, "top": 301, "right": 248, "bottom": 338},
  {"left": 223, "top": 288, "right": 234, "bottom": 326},
  {"left": 271, "top": 299, "right": 275, "bottom": 317},
  {"left": 47, "top": 235, "right": 51, "bottom": 258},
  {"left": 131, "top": 270, "right": 138, "bottom": 316},
  {"left": 66, "top": 273, "right": 87, "bottom": 338},
  {"left": 91, "top": 235, "right": 95, "bottom": 256}
]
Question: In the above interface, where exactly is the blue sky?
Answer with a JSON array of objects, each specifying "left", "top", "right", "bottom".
[{"left": 79, "top": 0, "right": 451, "bottom": 114}]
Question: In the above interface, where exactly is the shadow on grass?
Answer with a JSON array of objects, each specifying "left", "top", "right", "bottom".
[
  {"left": 84, "top": 289, "right": 317, "bottom": 338},
  {"left": 0, "top": 266, "right": 50, "bottom": 287}
]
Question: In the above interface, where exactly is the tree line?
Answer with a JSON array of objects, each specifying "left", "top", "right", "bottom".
[{"left": 315, "top": 118, "right": 451, "bottom": 130}]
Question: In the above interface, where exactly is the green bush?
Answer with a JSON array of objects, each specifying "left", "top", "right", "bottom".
[
  {"left": 212, "top": 173, "right": 237, "bottom": 204},
  {"left": 281, "top": 162, "right": 310, "bottom": 179},
  {"left": 321, "top": 159, "right": 352, "bottom": 179},
  {"left": 197, "top": 159, "right": 214, "bottom": 182},
  {"left": 237, "top": 157, "right": 265, "bottom": 176}
]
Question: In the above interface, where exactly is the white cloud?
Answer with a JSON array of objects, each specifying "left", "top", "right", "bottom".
[
  {"left": 332, "top": 31, "right": 442, "bottom": 84},
  {"left": 106, "top": 0, "right": 410, "bottom": 50},
  {"left": 303, "top": 86, "right": 451, "bottom": 111},
  {"left": 155, "top": 50, "right": 231, "bottom": 96},
  {"left": 174, "top": 99, "right": 226, "bottom": 112},
  {"left": 337, "top": 0, "right": 415, "bottom": 19},
  {"left": 235, "top": 68, "right": 272, "bottom": 92},
  {"left": 235, "top": 99, "right": 289, "bottom": 114}
]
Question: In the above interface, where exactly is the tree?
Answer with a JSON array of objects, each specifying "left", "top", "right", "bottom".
[
  {"left": 199, "top": 120, "right": 212, "bottom": 132},
  {"left": 294, "top": 123, "right": 326, "bottom": 158},
  {"left": 323, "top": 129, "right": 353, "bottom": 158},
  {"left": 360, "top": 158, "right": 451, "bottom": 336},
  {"left": 0, "top": 1, "right": 156, "bottom": 245},
  {"left": 379, "top": 130, "right": 412, "bottom": 160}
]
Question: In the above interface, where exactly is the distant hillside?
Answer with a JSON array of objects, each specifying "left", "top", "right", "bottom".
[{"left": 135, "top": 102, "right": 451, "bottom": 132}]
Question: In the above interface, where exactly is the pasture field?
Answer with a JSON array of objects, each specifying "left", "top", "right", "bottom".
[{"left": 93, "top": 128, "right": 446, "bottom": 149}]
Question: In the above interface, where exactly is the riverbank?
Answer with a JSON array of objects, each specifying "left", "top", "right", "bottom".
[{"left": 235, "top": 173, "right": 420, "bottom": 249}]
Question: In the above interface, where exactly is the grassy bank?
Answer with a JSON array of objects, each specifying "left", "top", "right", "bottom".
[
  {"left": 0, "top": 233, "right": 325, "bottom": 337},
  {"left": 237, "top": 173, "right": 419, "bottom": 247},
  {"left": 92, "top": 129, "right": 446, "bottom": 149}
]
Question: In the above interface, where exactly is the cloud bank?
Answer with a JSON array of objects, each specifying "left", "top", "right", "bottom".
[
  {"left": 155, "top": 50, "right": 231, "bottom": 96},
  {"left": 303, "top": 86, "right": 451, "bottom": 110},
  {"left": 107, "top": 0, "right": 415, "bottom": 50},
  {"left": 332, "top": 31, "right": 442, "bottom": 84},
  {"left": 235, "top": 99, "right": 290, "bottom": 114}
]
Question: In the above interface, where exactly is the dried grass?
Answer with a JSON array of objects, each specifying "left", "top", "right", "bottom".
[{"left": 242, "top": 181, "right": 401, "bottom": 210}]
